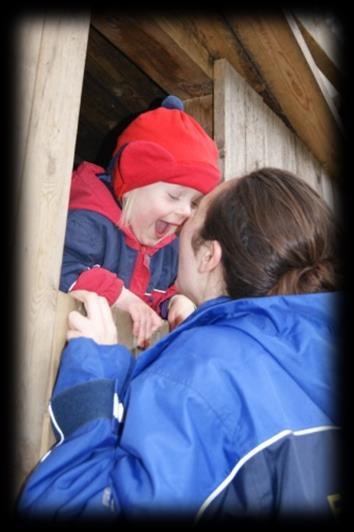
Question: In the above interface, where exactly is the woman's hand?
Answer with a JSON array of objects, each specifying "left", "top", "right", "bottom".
[
  {"left": 167, "top": 294, "right": 197, "bottom": 331},
  {"left": 67, "top": 290, "right": 118, "bottom": 345},
  {"left": 114, "top": 287, "right": 163, "bottom": 348}
]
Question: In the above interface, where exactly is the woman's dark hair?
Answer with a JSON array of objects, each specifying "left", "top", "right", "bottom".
[{"left": 193, "top": 168, "right": 342, "bottom": 298}]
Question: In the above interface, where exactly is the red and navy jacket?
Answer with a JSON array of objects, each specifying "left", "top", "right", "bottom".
[{"left": 59, "top": 162, "right": 178, "bottom": 318}]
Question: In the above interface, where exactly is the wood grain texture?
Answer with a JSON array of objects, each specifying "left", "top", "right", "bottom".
[
  {"left": 225, "top": 13, "right": 342, "bottom": 180},
  {"left": 292, "top": 12, "right": 343, "bottom": 90},
  {"left": 214, "top": 59, "right": 337, "bottom": 211},
  {"left": 16, "top": 15, "right": 90, "bottom": 498},
  {"left": 92, "top": 14, "right": 212, "bottom": 98}
]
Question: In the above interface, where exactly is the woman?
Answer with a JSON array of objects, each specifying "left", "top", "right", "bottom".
[{"left": 18, "top": 168, "right": 342, "bottom": 521}]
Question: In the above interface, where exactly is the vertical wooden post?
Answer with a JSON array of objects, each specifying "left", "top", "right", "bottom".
[{"left": 15, "top": 15, "right": 90, "bottom": 498}]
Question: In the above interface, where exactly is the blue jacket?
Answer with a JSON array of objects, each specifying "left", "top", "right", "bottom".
[
  {"left": 60, "top": 162, "right": 179, "bottom": 316},
  {"left": 18, "top": 293, "right": 341, "bottom": 520}
]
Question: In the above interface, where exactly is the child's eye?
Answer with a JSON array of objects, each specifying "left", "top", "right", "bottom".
[
  {"left": 191, "top": 197, "right": 202, "bottom": 209},
  {"left": 168, "top": 193, "right": 180, "bottom": 201}
]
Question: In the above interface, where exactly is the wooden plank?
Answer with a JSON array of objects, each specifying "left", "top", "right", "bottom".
[
  {"left": 91, "top": 14, "right": 212, "bottom": 98},
  {"left": 214, "top": 59, "right": 246, "bottom": 179},
  {"left": 15, "top": 14, "right": 90, "bottom": 497},
  {"left": 225, "top": 13, "right": 342, "bottom": 181},
  {"left": 214, "top": 59, "right": 338, "bottom": 212},
  {"left": 80, "top": 71, "right": 126, "bottom": 135},
  {"left": 285, "top": 13, "right": 342, "bottom": 132},
  {"left": 318, "top": 167, "right": 339, "bottom": 213},
  {"left": 85, "top": 26, "right": 165, "bottom": 114},
  {"left": 292, "top": 12, "right": 343, "bottom": 90},
  {"left": 14, "top": 19, "right": 44, "bottom": 237},
  {"left": 182, "top": 14, "right": 290, "bottom": 125},
  {"left": 153, "top": 16, "right": 213, "bottom": 78}
]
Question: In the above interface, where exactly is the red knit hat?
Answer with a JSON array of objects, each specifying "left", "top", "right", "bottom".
[{"left": 112, "top": 100, "right": 221, "bottom": 200}]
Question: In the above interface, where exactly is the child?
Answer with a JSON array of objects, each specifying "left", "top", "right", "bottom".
[{"left": 60, "top": 96, "right": 221, "bottom": 347}]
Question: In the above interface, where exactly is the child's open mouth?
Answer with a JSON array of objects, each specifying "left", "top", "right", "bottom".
[{"left": 155, "top": 220, "right": 177, "bottom": 239}]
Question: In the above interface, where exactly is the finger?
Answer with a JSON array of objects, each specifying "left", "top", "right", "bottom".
[
  {"left": 136, "top": 319, "right": 147, "bottom": 348},
  {"left": 139, "top": 311, "right": 155, "bottom": 348},
  {"left": 168, "top": 318, "right": 176, "bottom": 332},
  {"left": 141, "top": 314, "right": 162, "bottom": 345},
  {"left": 68, "top": 310, "right": 91, "bottom": 333},
  {"left": 141, "top": 339, "right": 151, "bottom": 349},
  {"left": 155, "top": 316, "right": 164, "bottom": 331},
  {"left": 97, "top": 295, "right": 115, "bottom": 327},
  {"left": 147, "top": 315, "right": 160, "bottom": 338},
  {"left": 71, "top": 289, "right": 98, "bottom": 308},
  {"left": 130, "top": 313, "right": 146, "bottom": 348},
  {"left": 69, "top": 290, "right": 91, "bottom": 304},
  {"left": 131, "top": 314, "right": 141, "bottom": 339},
  {"left": 144, "top": 313, "right": 162, "bottom": 345},
  {"left": 78, "top": 291, "right": 105, "bottom": 324},
  {"left": 168, "top": 313, "right": 182, "bottom": 331},
  {"left": 97, "top": 296, "right": 119, "bottom": 343},
  {"left": 66, "top": 330, "right": 87, "bottom": 341}
]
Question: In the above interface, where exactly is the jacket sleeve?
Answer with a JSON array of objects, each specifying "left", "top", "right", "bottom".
[
  {"left": 17, "top": 338, "right": 135, "bottom": 518},
  {"left": 72, "top": 268, "right": 123, "bottom": 306},
  {"left": 17, "top": 338, "right": 232, "bottom": 520},
  {"left": 60, "top": 210, "right": 123, "bottom": 304},
  {"left": 153, "top": 284, "right": 177, "bottom": 319}
]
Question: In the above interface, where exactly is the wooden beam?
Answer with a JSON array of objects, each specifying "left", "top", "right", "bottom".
[
  {"left": 285, "top": 13, "right": 342, "bottom": 132},
  {"left": 15, "top": 14, "right": 90, "bottom": 498},
  {"left": 292, "top": 12, "right": 343, "bottom": 91},
  {"left": 15, "top": 19, "right": 44, "bottom": 215},
  {"left": 153, "top": 16, "right": 213, "bottom": 78},
  {"left": 179, "top": 14, "right": 290, "bottom": 125},
  {"left": 225, "top": 13, "right": 342, "bottom": 181},
  {"left": 91, "top": 14, "right": 212, "bottom": 98},
  {"left": 85, "top": 27, "right": 165, "bottom": 114}
]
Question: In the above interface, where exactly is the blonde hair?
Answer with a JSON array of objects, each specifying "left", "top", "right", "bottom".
[{"left": 120, "top": 189, "right": 139, "bottom": 227}]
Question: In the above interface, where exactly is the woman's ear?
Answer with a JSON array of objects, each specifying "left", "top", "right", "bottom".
[{"left": 198, "top": 240, "right": 222, "bottom": 273}]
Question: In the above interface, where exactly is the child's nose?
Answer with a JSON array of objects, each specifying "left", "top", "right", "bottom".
[{"left": 176, "top": 202, "right": 192, "bottom": 218}]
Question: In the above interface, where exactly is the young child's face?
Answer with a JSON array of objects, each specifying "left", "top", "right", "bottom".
[{"left": 126, "top": 182, "right": 202, "bottom": 246}]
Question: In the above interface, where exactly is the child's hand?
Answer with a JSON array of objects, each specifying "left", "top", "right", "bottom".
[
  {"left": 167, "top": 294, "right": 197, "bottom": 331},
  {"left": 67, "top": 290, "right": 118, "bottom": 345},
  {"left": 115, "top": 287, "right": 163, "bottom": 348}
]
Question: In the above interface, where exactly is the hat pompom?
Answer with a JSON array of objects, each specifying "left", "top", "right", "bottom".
[{"left": 161, "top": 95, "right": 184, "bottom": 111}]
